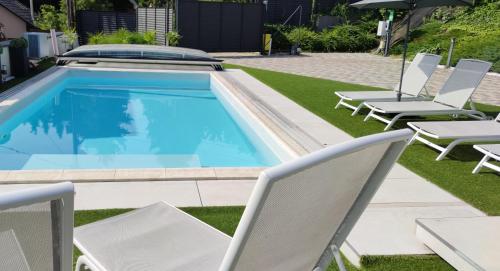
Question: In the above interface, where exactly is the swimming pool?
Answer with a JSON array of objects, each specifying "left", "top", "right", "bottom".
[{"left": 0, "top": 68, "right": 293, "bottom": 170}]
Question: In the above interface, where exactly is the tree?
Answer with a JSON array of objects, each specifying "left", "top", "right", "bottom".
[{"left": 34, "top": 4, "right": 66, "bottom": 30}]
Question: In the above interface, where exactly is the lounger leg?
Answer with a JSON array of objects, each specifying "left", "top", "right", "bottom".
[
  {"left": 436, "top": 139, "right": 465, "bottom": 161},
  {"left": 75, "top": 256, "right": 101, "bottom": 271},
  {"left": 335, "top": 98, "right": 344, "bottom": 109},
  {"left": 408, "top": 132, "right": 420, "bottom": 146},
  {"left": 364, "top": 108, "right": 374, "bottom": 122},
  {"left": 352, "top": 103, "right": 364, "bottom": 116},
  {"left": 472, "top": 155, "right": 490, "bottom": 174},
  {"left": 384, "top": 114, "right": 404, "bottom": 131},
  {"left": 332, "top": 245, "right": 347, "bottom": 271}
]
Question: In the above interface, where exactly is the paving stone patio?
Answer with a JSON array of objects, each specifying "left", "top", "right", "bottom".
[{"left": 214, "top": 52, "right": 500, "bottom": 106}]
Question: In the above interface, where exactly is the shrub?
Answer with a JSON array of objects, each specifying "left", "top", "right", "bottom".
[
  {"left": 286, "top": 27, "right": 322, "bottom": 52},
  {"left": 88, "top": 29, "right": 157, "bottom": 45},
  {"left": 263, "top": 23, "right": 378, "bottom": 53},
  {"left": 321, "top": 24, "right": 378, "bottom": 52},
  {"left": 167, "top": 31, "right": 182, "bottom": 46}
]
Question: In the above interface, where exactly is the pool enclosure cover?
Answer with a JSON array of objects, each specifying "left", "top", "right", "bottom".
[{"left": 57, "top": 45, "right": 224, "bottom": 70}]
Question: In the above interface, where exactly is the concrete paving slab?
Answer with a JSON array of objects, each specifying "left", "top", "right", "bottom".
[
  {"left": 197, "top": 180, "right": 256, "bottom": 206},
  {"left": 372, "top": 178, "right": 463, "bottom": 204},
  {"left": 416, "top": 217, "right": 500, "bottom": 271},
  {"left": 342, "top": 205, "right": 484, "bottom": 266},
  {"left": 386, "top": 164, "right": 422, "bottom": 179},
  {"left": 73, "top": 181, "right": 202, "bottom": 210},
  {"left": 0, "top": 181, "right": 203, "bottom": 210}
]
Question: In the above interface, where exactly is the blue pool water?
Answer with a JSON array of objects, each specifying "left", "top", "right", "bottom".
[{"left": 0, "top": 70, "right": 282, "bottom": 169}]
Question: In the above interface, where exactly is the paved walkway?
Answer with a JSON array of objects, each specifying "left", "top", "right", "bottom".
[{"left": 214, "top": 52, "right": 500, "bottom": 106}]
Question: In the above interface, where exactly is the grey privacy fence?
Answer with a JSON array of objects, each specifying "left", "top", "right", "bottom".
[
  {"left": 177, "top": 0, "right": 265, "bottom": 52},
  {"left": 76, "top": 11, "right": 137, "bottom": 44},
  {"left": 137, "top": 8, "right": 174, "bottom": 45}
]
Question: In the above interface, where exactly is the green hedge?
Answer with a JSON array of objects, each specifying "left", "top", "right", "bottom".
[{"left": 265, "top": 23, "right": 378, "bottom": 53}]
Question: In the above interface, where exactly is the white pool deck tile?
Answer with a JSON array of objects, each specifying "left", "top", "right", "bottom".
[
  {"left": 416, "top": 217, "right": 500, "bottom": 271},
  {"left": 73, "top": 181, "right": 202, "bottom": 210},
  {"left": 373, "top": 178, "right": 463, "bottom": 204},
  {"left": 0, "top": 68, "right": 489, "bottom": 266},
  {"left": 197, "top": 180, "right": 256, "bottom": 206},
  {"left": 343, "top": 205, "right": 483, "bottom": 257}
]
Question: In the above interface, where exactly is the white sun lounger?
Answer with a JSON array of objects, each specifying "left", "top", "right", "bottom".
[
  {"left": 473, "top": 144, "right": 500, "bottom": 174},
  {"left": 73, "top": 129, "right": 413, "bottom": 271},
  {"left": 408, "top": 114, "right": 500, "bottom": 160},
  {"left": 364, "top": 59, "right": 492, "bottom": 130},
  {"left": 335, "top": 53, "right": 441, "bottom": 115},
  {"left": 0, "top": 182, "right": 75, "bottom": 271}
]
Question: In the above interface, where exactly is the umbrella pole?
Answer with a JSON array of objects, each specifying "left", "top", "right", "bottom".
[{"left": 397, "top": 9, "right": 413, "bottom": 102}]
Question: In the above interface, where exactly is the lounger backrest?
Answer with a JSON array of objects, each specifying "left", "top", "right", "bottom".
[
  {"left": 219, "top": 129, "right": 413, "bottom": 271},
  {"left": 434, "top": 59, "right": 492, "bottom": 109},
  {"left": 396, "top": 53, "right": 441, "bottom": 96},
  {"left": 0, "top": 182, "right": 74, "bottom": 271}
]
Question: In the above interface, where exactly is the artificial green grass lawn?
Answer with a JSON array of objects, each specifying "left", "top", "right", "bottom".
[
  {"left": 224, "top": 64, "right": 500, "bottom": 216},
  {"left": 75, "top": 208, "right": 454, "bottom": 271}
]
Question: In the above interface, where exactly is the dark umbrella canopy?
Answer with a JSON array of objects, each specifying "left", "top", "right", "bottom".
[
  {"left": 351, "top": 0, "right": 474, "bottom": 9},
  {"left": 351, "top": 0, "right": 474, "bottom": 101}
]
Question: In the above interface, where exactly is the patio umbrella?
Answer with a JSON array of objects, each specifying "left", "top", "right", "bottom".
[{"left": 350, "top": 0, "right": 474, "bottom": 101}]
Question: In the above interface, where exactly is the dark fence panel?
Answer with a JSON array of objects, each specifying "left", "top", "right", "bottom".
[
  {"left": 177, "top": 0, "right": 264, "bottom": 52},
  {"left": 76, "top": 11, "right": 136, "bottom": 44},
  {"left": 265, "top": 0, "right": 311, "bottom": 25}
]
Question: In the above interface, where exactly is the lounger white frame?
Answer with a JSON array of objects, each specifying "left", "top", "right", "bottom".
[
  {"left": 407, "top": 114, "right": 500, "bottom": 161},
  {"left": 74, "top": 129, "right": 413, "bottom": 271},
  {"left": 0, "top": 182, "right": 74, "bottom": 271},
  {"left": 473, "top": 145, "right": 500, "bottom": 174},
  {"left": 363, "top": 59, "right": 492, "bottom": 131},
  {"left": 335, "top": 53, "right": 441, "bottom": 115}
]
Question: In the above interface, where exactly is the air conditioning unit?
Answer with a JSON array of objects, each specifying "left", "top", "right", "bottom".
[{"left": 24, "top": 32, "right": 54, "bottom": 59}]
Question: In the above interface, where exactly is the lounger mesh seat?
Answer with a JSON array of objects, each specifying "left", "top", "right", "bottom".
[
  {"left": 410, "top": 120, "right": 500, "bottom": 138},
  {"left": 74, "top": 129, "right": 413, "bottom": 271},
  {"left": 368, "top": 101, "right": 457, "bottom": 113},
  {"left": 408, "top": 114, "right": 500, "bottom": 160},
  {"left": 335, "top": 53, "right": 441, "bottom": 115},
  {"left": 364, "top": 59, "right": 492, "bottom": 130},
  {"left": 0, "top": 182, "right": 74, "bottom": 271},
  {"left": 75, "top": 202, "right": 231, "bottom": 271}
]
